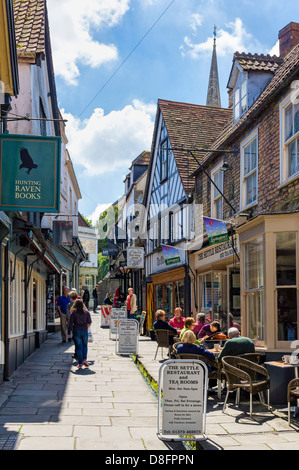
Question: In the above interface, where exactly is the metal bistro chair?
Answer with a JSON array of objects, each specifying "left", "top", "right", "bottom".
[
  {"left": 221, "top": 356, "right": 270, "bottom": 417},
  {"left": 288, "top": 378, "right": 299, "bottom": 426},
  {"left": 154, "top": 330, "right": 177, "bottom": 360},
  {"left": 176, "top": 352, "right": 222, "bottom": 396}
]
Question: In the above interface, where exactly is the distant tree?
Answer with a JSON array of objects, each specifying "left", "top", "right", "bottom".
[{"left": 81, "top": 214, "right": 92, "bottom": 227}]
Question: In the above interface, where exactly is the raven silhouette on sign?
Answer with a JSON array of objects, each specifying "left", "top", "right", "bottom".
[{"left": 19, "top": 147, "right": 38, "bottom": 174}]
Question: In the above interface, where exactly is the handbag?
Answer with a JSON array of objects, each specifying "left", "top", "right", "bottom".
[{"left": 88, "top": 327, "right": 94, "bottom": 342}]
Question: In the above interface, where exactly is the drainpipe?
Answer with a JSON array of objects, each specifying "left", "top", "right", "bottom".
[{"left": 3, "top": 244, "right": 9, "bottom": 381}]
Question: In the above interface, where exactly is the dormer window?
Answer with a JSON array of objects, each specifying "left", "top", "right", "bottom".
[{"left": 234, "top": 80, "right": 247, "bottom": 121}]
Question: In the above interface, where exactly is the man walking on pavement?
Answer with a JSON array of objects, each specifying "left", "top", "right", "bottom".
[
  {"left": 56, "top": 286, "right": 71, "bottom": 343},
  {"left": 92, "top": 285, "right": 98, "bottom": 313},
  {"left": 82, "top": 285, "right": 90, "bottom": 309}
]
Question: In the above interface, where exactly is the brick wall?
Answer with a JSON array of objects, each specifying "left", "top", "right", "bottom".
[{"left": 194, "top": 94, "right": 299, "bottom": 219}]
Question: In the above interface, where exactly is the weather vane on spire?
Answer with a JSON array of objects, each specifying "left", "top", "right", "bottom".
[{"left": 214, "top": 25, "right": 217, "bottom": 40}]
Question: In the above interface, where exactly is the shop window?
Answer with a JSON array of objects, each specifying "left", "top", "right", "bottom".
[
  {"left": 276, "top": 232, "right": 297, "bottom": 341},
  {"left": 174, "top": 280, "right": 184, "bottom": 311},
  {"left": 241, "top": 131, "right": 258, "bottom": 209},
  {"left": 164, "top": 283, "right": 173, "bottom": 318},
  {"left": 244, "top": 236, "right": 264, "bottom": 341},
  {"left": 198, "top": 272, "right": 227, "bottom": 326},
  {"left": 154, "top": 280, "right": 184, "bottom": 322},
  {"left": 280, "top": 89, "right": 299, "bottom": 182},
  {"left": 156, "top": 284, "right": 163, "bottom": 311}
]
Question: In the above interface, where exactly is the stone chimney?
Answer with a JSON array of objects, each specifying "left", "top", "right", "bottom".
[{"left": 279, "top": 22, "right": 299, "bottom": 57}]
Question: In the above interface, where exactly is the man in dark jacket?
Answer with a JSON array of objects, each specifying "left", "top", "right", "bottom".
[
  {"left": 82, "top": 286, "right": 90, "bottom": 309},
  {"left": 154, "top": 310, "right": 178, "bottom": 346}
]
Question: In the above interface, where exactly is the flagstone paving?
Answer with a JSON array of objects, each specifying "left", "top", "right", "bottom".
[{"left": 0, "top": 312, "right": 298, "bottom": 450}]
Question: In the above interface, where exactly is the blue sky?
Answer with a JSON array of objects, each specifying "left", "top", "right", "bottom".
[{"left": 47, "top": 0, "right": 299, "bottom": 223}]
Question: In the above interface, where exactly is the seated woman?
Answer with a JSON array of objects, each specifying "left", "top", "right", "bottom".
[
  {"left": 193, "top": 313, "right": 206, "bottom": 335},
  {"left": 168, "top": 307, "right": 185, "bottom": 331},
  {"left": 176, "top": 331, "right": 216, "bottom": 363},
  {"left": 179, "top": 317, "right": 201, "bottom": 345},
  {"left": 154, "top": 309, "right": 178, "bottom": 346}
]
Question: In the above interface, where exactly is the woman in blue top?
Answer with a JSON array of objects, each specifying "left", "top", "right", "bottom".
[{"left": 176, "top": 330, "right": 216, "bottom": 363}]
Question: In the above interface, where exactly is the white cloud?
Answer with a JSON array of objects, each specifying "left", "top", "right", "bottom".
[
  {"left": 47, "top": 0, "right": 130, "bottom": 85},
  {"left": 190, "top": 13, "right": 203, "bottom": 35},
  {"left": 88, "top": 202, "right": 112, "bottom": 225},
  {"left": 268, "top": 40, "right": 279, "bottom": 56},
  {"left": 62, "top": 99, "right": 156, "bottom": 176},
  {"left": 181, "top": 18, "right": 262, "bottom": 58}
]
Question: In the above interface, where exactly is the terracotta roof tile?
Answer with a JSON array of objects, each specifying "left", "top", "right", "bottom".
[
  {"left": 158, "top": 100, "right": 233, "bottom": 193},
  {"left": 234, "top": 52, "right": 283, "bottom": 73},
  {"left": 13, "top": 0, "right": 45, "bottom": 56}
]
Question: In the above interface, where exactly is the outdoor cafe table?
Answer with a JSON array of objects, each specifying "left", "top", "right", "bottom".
[{"left": 264, "top": 361, "right": 299, "bottom": 414}]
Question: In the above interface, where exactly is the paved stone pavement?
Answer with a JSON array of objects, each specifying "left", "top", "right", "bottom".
[
  {"left": 0, "top": 313, "right": 184, "bottom": 451},
  {"left": 0, "top": 313, "right": 299, "bottom": 451}
]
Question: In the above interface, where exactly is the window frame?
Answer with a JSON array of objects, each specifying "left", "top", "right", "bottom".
[
  {"left": 211, "top": 162, "right": 224, "bottom": 220},
  {"left": 233, "top": 78, "right": 247, "bottom": 121},
  {"left": 280, "top": 87, "right": 299, "bottom": 184},
  {"left": 240, "top": 129, "right": 259, "bottom": 210}
]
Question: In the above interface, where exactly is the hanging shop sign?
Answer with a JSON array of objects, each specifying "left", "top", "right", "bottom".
[
  {"left": 161, "top": 244, "right": 181, "bottom": 266},
  {"left": 79, "top": 237, "right": 97, "bottom": 254},
  {"left": 0, "top": 134, "right": 61, "bottom": 212},
  {"left": 127, "top": 247, "right": 144, "bottom": 269},
  {"left": 53, "top": 221, "right": 73, "bottom": 246},
  {"left": 203, "top": 217, "right": 229, "bottom": 246}
]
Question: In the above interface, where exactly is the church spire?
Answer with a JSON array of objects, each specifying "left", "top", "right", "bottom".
[{"left": 206, "top": 25, "right": 221, "bottom": 107}]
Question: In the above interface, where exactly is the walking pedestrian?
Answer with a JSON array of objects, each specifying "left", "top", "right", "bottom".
[
  {"left": 92, "top": 285, "right": 98, "bottom": 313},
  {"left": 82, "top": 285, "right": 90, "bottom": 309},
  {"left": 66, "top": 291, "right": 78, "bottom": 353},
  {"left": 56, "top": 286, "right": 71, "bottom": 343},
  {"left": 126, "top": 287, "right": 137, "bottom": 319},
  {"left": 68, "top": 299, "right": 92, "bottom": 369}
]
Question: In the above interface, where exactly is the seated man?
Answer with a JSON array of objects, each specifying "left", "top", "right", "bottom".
[
  {"left": 154, "top": 309, "right": 178, "bottom": 346},
  {"left": 217, "top": 327, "right": 255, "bottom": 363},
  {"left": 198, "top": 320, "right": 221, "bottom": 340}
]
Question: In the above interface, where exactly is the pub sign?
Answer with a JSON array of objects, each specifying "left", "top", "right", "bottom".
[{"left": 0, "top": 134, "right": 61, "bottom": 212}]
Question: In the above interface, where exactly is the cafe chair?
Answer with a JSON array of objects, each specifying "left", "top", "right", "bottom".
[
  {"left": 176, "top": 353, "right": 222, "bottom": 397},
  {"left": 287, "top": 378, "right": 299, "bottom": 425},
  {"left": 221, "top": 356, "right": 270, "bottom": 417},
  {"left": 238, "top": 353, "right": 264, "bottom": 364},
  {"left": 154, "top": 330, "right": 177, "bottom": 360}
]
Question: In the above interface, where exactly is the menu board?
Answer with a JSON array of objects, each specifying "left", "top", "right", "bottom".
[
  {"left": 161, "top": 361, "right": 207, "bottom": 436},
  {"left": 110, "top": 308, "right": 127, "bottom": 335},
  {"left": 117, "top": 319, "right": 138, "bottom": 355}
]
